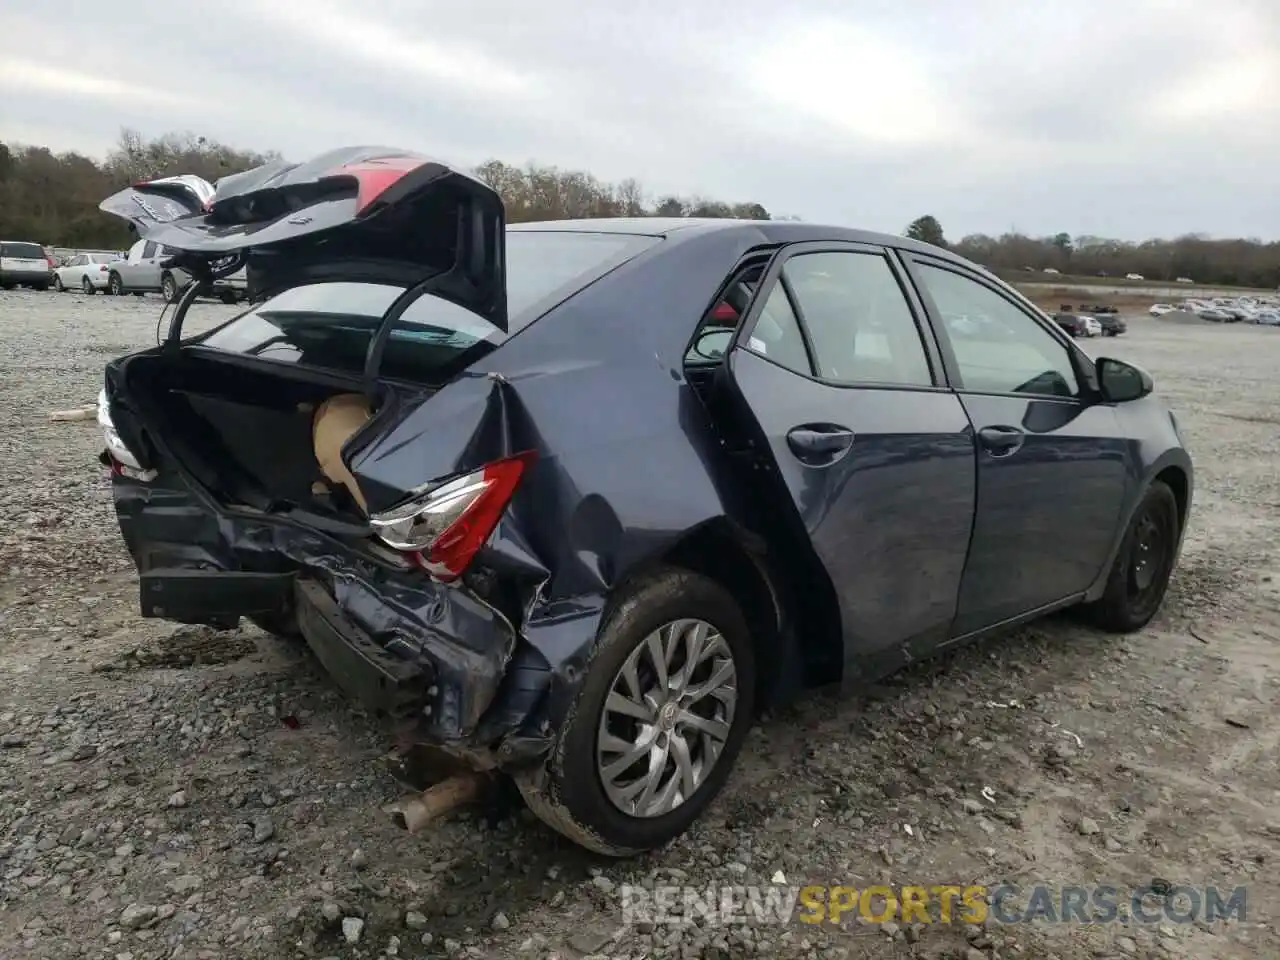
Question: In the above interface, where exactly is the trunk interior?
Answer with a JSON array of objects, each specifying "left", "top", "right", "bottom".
[{"left": 120, "top": 350, "right": 393, "bottom": 520}]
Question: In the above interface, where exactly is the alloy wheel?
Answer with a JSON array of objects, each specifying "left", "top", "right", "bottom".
[{"left": 596, "top": 618, "right": 738, "bottom": 818}]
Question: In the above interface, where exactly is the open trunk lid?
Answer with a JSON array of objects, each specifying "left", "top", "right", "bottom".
[{"left": 99, "top": 146, "right": 508, "bottom": 332}]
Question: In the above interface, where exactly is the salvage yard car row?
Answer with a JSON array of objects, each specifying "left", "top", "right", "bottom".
[
  {"left": 1150, "top": 295, "right": 1280, "bottom": 325},
  {"left": 1, "top": 238, "right": 247, "bottom": 302}
]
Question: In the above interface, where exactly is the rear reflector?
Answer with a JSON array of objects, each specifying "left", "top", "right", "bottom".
[{"left": 369, "top": 451, "right": 535, "bottom": 582}]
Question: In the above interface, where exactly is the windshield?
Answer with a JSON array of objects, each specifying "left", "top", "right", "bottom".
[
  {"left": 196, "top": 229, "right": 661, "bottom": 382},
  {"left": 2, "top": 243, "right": 45, "bottom": 259}
]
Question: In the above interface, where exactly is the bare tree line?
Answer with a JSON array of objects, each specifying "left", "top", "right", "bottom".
[
  {"left": 907, "top": 215, "right": 1280, "bottom": 290},
  {"left": 2, "top": 129, "right": 1275, "bottom": 289}
]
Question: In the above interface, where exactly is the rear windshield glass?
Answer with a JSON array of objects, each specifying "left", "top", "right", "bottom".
[
  {"left": 197, "top": 230, "right": 660, "bottom": 381},
  {"left": 2, "top": 243, "right": 45, "bottom": 259},
  {"left": 88, "top": 254, "right": 115, "bottom": 264}
]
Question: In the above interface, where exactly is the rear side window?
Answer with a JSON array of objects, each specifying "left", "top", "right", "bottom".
[
  {"left": 2, "top": 242, "right": 45, "bottom": 259},
  {"left": 764, "top": 251, "right": 935, "bottom": 387},
  {"left": 197, "top": 230, "right": 661, "bottom": 381},
  {"left": 741, "top": 284, "right": 813, "bottom": 374},
  {"left": 142, "top": 241, "right": 158, "bottom": 258}
]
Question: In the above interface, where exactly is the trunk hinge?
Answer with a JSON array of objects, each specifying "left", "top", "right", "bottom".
[
  {"left": 163, "top": 252, "right": 247, "bottom": 349},
  {"left": 361, "top": 273, "right": 448, "bottom": 401}
]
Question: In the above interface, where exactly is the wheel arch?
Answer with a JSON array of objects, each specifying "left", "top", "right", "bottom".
[
  {"left": 642, "top": 517, "right": 823, "bottom": 709},
  {"left": 1084, "top": 449, "right": 1193, "bottom": 602}
]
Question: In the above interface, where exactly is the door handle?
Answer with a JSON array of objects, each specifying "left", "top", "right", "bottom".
[
  {"left": 977, "top": 425, "right": 1025, "bottom": 457},
  {"left": 786, "top": 424, "right": 855, "bottom": 464}
]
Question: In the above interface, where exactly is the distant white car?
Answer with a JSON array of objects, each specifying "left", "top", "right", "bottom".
[
  {"left": 1043, "top": 267, "right": 1060, "bottom": 275},
  {"left": 1149, "top": 303, "right": 1175, "bottom": 316},
  {"left": 52, "top": 253, "right": 116, "bottom": 293},
  {"left": 1125, "top": 273, "right": 1145, "bottom": 281},
  {"left": 1175, "top": 277, "right": 1193, "bottom": 283},
  {"left": 1080, "top": 316, "right": 1102, "bottom": 337}
]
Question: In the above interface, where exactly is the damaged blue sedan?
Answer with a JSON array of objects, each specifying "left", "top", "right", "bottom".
[{"left": 96, "top": 147, "right": 1192, "bottom": 855}]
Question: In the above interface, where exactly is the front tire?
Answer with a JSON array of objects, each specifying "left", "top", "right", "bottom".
[
  {"left": 108, "top": 273, "right": 123, "bottom": 296},
  {"left": 1081, "top": 480, "right": 1180, "bottom": 633},
  {"left": 514, "top": 567, "right": 755, "bottom": 856},
  {"left": 81, "top": 276, "right": 95, "bottom": 295},
  {"left": 161, "top": 273, "right": 178, "bottom": 303},
  {"left": 54, "top": 275, "right": 65, "bottom": 292}
]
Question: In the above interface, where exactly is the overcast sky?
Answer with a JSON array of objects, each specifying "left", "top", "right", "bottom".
[{"left": 2, "top": 0, "right": 1277, "bottom": 241}]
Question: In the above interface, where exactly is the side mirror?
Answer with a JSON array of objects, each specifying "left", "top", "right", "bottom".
[
  {"left": 1096, "top": 356, "right": 1153, "bottom": 403},
  {"left": 690, "top": 328, "right": 734, "bottom": 362}
]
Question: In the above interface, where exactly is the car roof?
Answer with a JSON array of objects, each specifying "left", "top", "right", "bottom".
[{"left": 507, "top": 218, "right": 985, "bottom": 271}]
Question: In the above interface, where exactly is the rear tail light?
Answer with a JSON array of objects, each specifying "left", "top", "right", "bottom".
[
  {"left": 97, "top": 388, "right": 154, "bottom": 480},
  {"left": 99, "top": 265, "right": 109, "bottom": 272},
  {"left": 369, "top": 451, "right": 535, "bottom": 582}
]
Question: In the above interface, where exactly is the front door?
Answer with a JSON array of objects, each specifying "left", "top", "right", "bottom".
[
  {"left": 904, "top": 256, "right": 1132, "bottom": 636},
  {"left": 724, "top": 243, "right": 977, "bottom": 680}
]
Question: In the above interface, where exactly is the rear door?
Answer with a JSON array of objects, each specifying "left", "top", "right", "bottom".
[
  {"left": 138, "top": 242, "right": 164, "bottom": 290},
  {"left": 118, "top": 241, "right": 145, "bottom": 286},
  {"left": 64, "top": 254, "right": 85, "bottom": 283},
  {"left": 723, "top": 242, "right": 977, "bottom": 680},
  {"left": 902, "top": 254, "right": 1131, "bottom": 636}
]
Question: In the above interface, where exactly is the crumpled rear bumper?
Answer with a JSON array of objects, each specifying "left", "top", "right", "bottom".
[{"left": 112, "top": 474, "right": 530, "bottom": 763}]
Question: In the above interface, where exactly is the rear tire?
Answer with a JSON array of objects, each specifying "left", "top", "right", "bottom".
[
  {"left": 81, "top": 276, "right": 95, "bottom": 295},
  {"left": 161, "top": 273, "right": 178, "bottom": 304},
  {"left": 220, "top": 290, "right": 239, "bottom": 305},
  {"left": 54, "top": 275, "right": 65, "bottom": 292},
  {"left": 108, "top": 273, "right": 123, "bottom": 296},
  {"left": 514, "top": 567, "right": 756, "bottom": 856},
  {"left": 1080, "top": 480, "right": 1180, "bottom": 633}
]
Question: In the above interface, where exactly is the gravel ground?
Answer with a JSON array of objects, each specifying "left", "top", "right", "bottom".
[{"left": 1, "top": 288, "right": 1278, "bottom": 960}]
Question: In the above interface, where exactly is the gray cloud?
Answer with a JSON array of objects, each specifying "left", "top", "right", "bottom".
[{"left": 2, "top": 0, "right": 1276, "bottom": 239}]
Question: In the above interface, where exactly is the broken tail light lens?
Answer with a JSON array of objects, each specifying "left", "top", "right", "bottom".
[
  {"left": 97, "top": 388, "right": 153, "bottom": 479},
  {"left": 369, "top": 451, "right": 535, "bottom": 582}
]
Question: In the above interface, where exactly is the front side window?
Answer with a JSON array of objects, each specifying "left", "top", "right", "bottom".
[
  {"left": 777, "top": 251, "right": 934, "bottom": 387},
  {"left": 912, "top": 262, "right": 1080, "bottom": 398}
]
